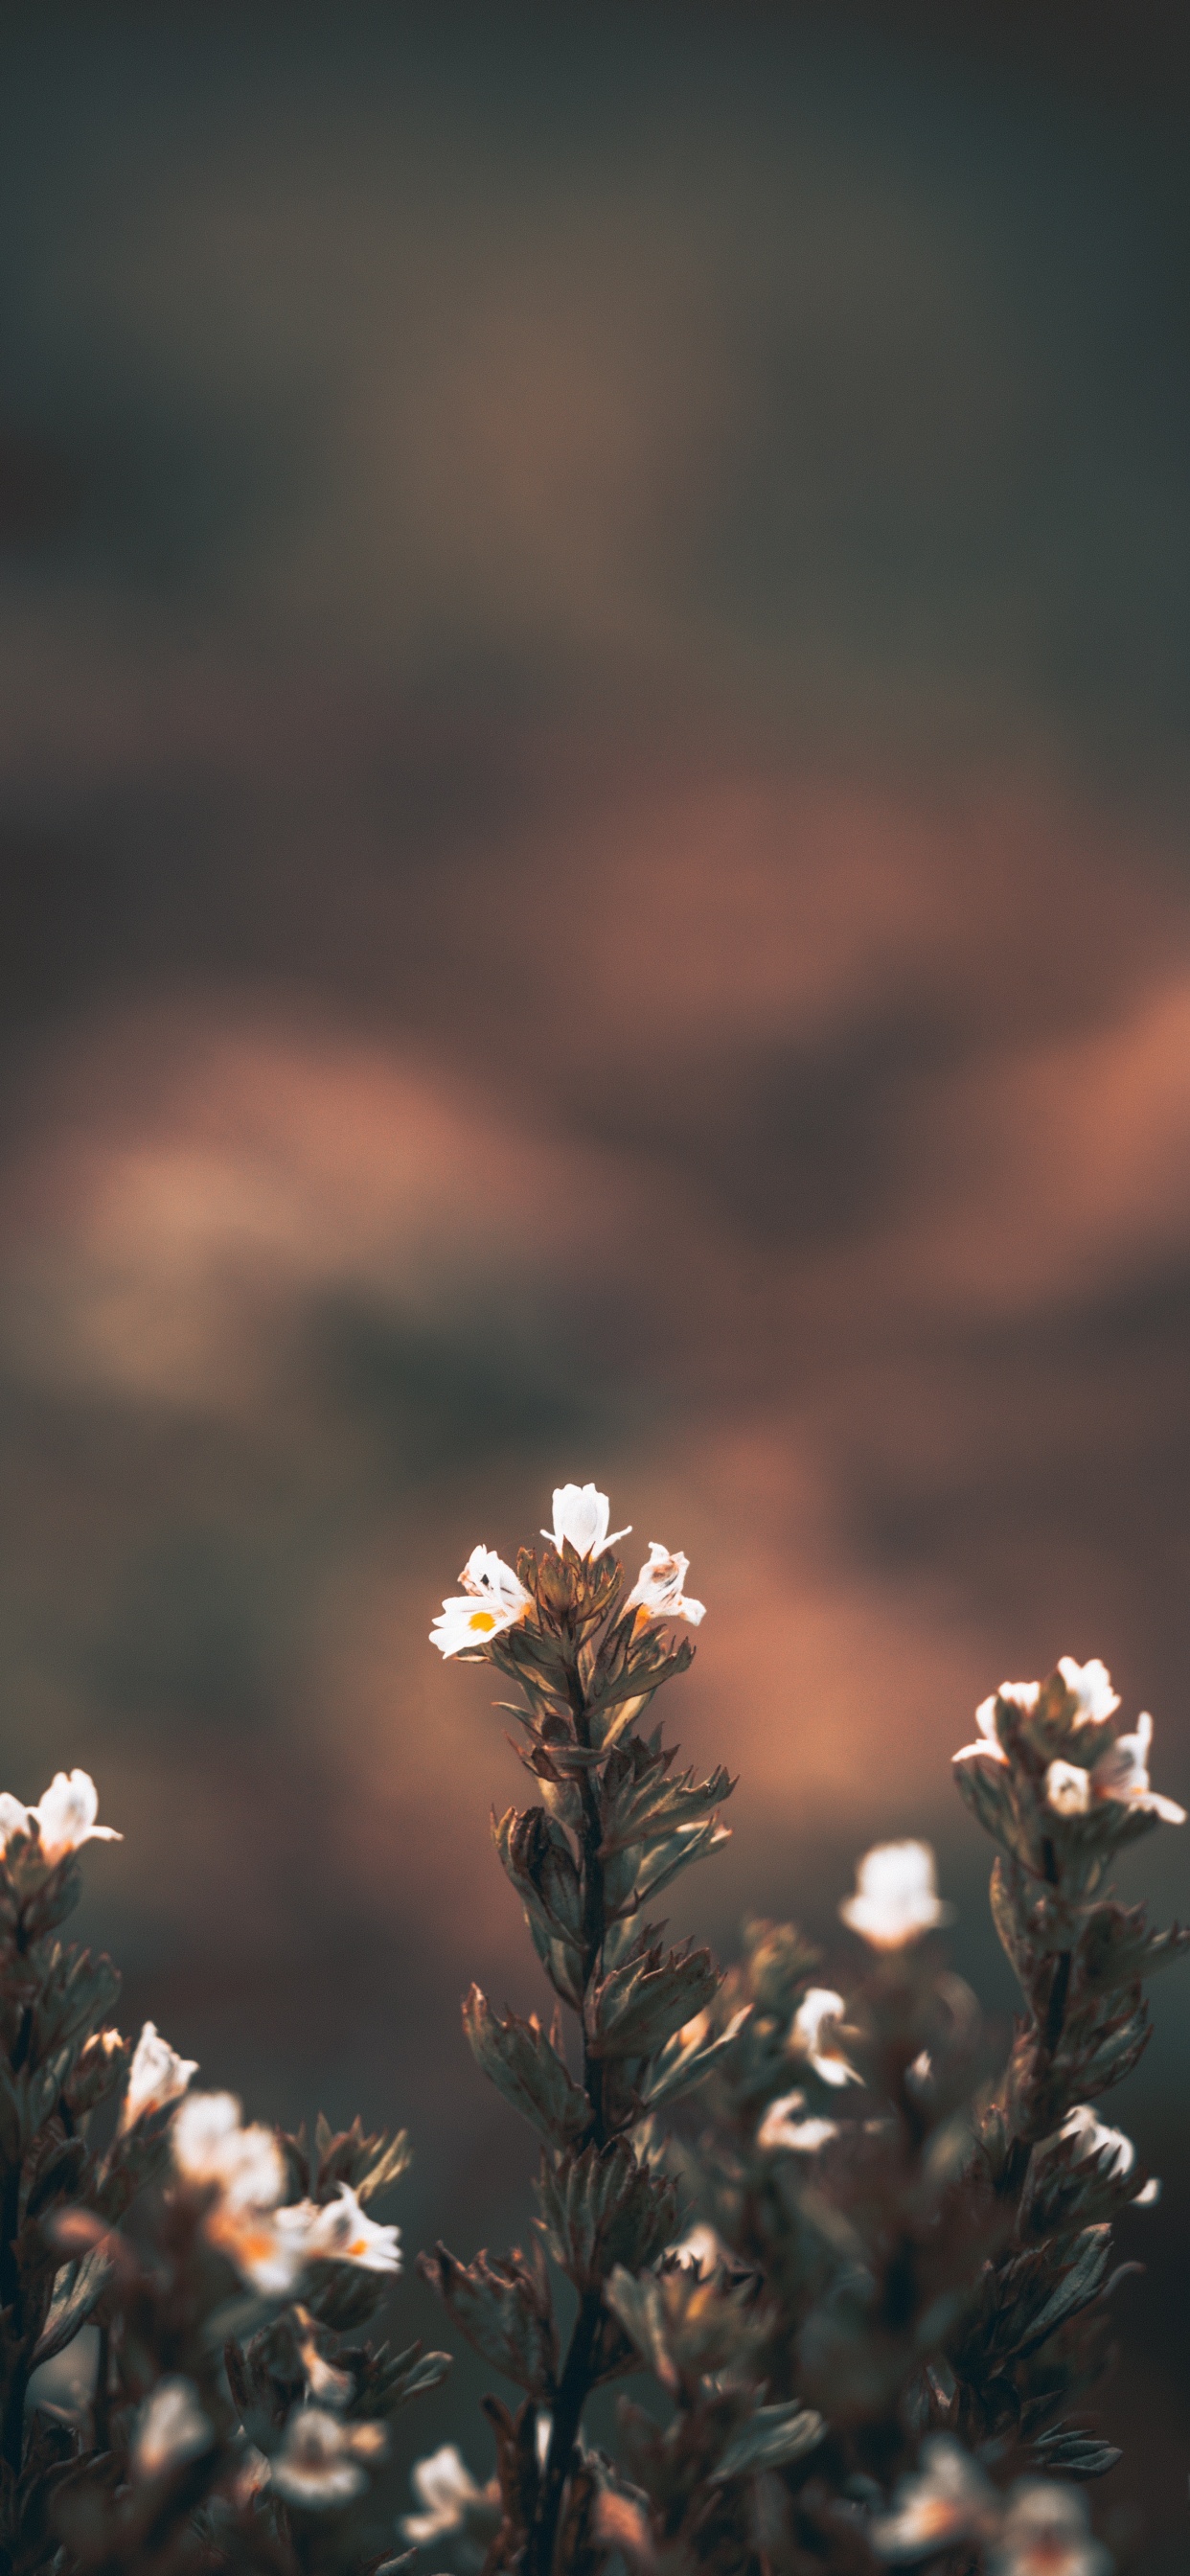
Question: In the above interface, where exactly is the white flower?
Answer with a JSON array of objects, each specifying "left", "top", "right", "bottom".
[
  {"left": 172, "top": 2091, "right": 300, "bottom": 2292},
  {"left": 1090, "top": 1712, "right": 1185, "bottom": 1825},
  {"left": 1057, "top": 1657, "right": 1120, "bottom": 1726},
  {"left": 757, "top": 2090, "right": 839, "bottom": 2153},
  {"left": 1059, "top": 2104, "right": 1134, "bottom": 2181},
  {"left": 0, "top": 1772, "right": 122, "bottom": 1868},
  {"left": 271, "top": 2406, "right": 385, "bottom": 2509},
  {"left": 278, "top": 2182, "right": 401, "bottom": 2275},
  {"left": 1044, "top": 1714, "right": 1184, "bottom": 1827},
  {"left": 542, "top": 1484, "right": 630, "bottom": 1558},
  {"left": 789, "top": 1990, "right": 860, "bottom": 2087},
  {"left": 669, "top": 2221, "right": 729, "bottom": 2272},
  {"left": 953, "top": 1682, "right": 1037, "bottom": 1768},
  {"left": 988, "top": 2479, "right": 1110, "bottom": 2576},
  {"left": 1045, "top": 1760, "right": 1092, "bottom": 1817},
  {"left": 627, "top": 1542, "right": 705, "bottom": 1628},
  {"left": 131, "top": 2376, "right": 215, "bottom": 2480},
  {"left": 120, "top": 2022, "right": 198, "bottom": 2131},
  {"left": 871, "top": 2436, "right": 998, "bottom": 2560},
  {"left": 840, "top": 1842, "right": 951, "bottom": 1948},
  {"left": 431, "top": 1546, "right": 532, "bottom": 1658},
  {"left": 401, "top": 2442, "right": 495, "bottom": 2544}
]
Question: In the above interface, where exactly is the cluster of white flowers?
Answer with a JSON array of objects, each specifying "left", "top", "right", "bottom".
[
  {"left": 1045, "top": 1711, "right": 1185, "bottom": 1826},
  {"left": 871, "top": 2436, "right": 1110, "bottom": 2574},
  {"left": 0, "top": 1770, "right": 121, "bottom": 1869},
  {"left": 1059, "top": 2104, "right": 1160, "bottom": 2205},
  {"left": 839, "top": 1841, "right": 951, "bottom": 1948},
  {"left": 430, "top": 1484, "right": 704, "bottom": 1656},
  {"left": 953, "top": 1656, "right": 1186, "bottom": 1828},
  {"left": 171, "top": 2092, "right": 400, "bottom": 2296}
]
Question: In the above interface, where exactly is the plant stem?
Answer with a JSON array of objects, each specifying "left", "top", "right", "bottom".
[{"left": 529, "top": 1653, "right": 609, "bottom": 2576}]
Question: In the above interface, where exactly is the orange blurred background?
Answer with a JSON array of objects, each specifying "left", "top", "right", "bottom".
[{"left": 1, "top": 10, "right": 1188, "bottom": 2564}]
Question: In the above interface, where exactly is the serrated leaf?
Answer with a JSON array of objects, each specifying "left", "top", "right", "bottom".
[
  {"left": 33, "top": 2247, "right": 116, "bottom": 2368},
  {"left": 419, "top": 2243, "right": 557, "bottom": 2396},
  {"left": 588, "top": 1945, "right": 718, "bottom": 2060},
  {"left": 639, "top": 2008, "right": 750, "bottom": 2113},
  {"left": 1013, "top": 2226, "right": 1114, "bottom": 2356},
  {"left": 713, "top": 2403, "right": 826, "bottom": 2479},
  {"left": 536, "top": 2142, "right": 675, "bottom": 2287},
  {"left": 1031, "top": 2423, "right": 1122, "bottom": 2480},
  {"left": 464, "top": 1989, "right": 591, "bottom": 2146}
]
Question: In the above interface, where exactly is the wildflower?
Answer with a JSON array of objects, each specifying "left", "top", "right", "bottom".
[
  {"left": 669, "top": 2221, "right": 729, "bottom": 2271},
  {"left": 988, "top": 2480, "right": 1110, "bottom": 2576},
  {"left": 1044, "top": 1711, "right": 1184, "bottom": 1828},
  {"left": 431, "top": 1546, "right": 531, "bottom": 1658},
  {"left": 1090, "top": 1712, "right": 1185, "bottom": 1825},
  {"left": 270, "top": 2405, "right": 386, "bottom": 2510},
  {"left": 294, "top": 2311, "right": 355, "bottom": 2408},
  {"left": 627, "top": 1542, "right": 706, "bottom": 1628},
  {"left": 541, "top": 1483, "right": 630, "bottom": 1558},
  {"left": 757, "top": 2090, "right": 839, "bottom": 2153},
  {"left": 1045, "top": 1761, "right": 1091, "bottom": 1817},
  {"left": 789, "top": 1990, "right": 860, "bottom": 2087},
  {"left": 278, "top": 2181, "right": 401, "bottom": 2274},
  {"left": 120, "top": 2021, "right": 198, "bottom": 2131},
  {"left": 172, "top": 2090, "right": 297, "bottom": 2292},
  {"left": 402, "top": 2442, "right": 496, "bottom": 2545},
  {"left": 1056, "top": 1657, "right": 1120, "bottom": 1725},
  {"left": 1060, "top": 2104, "right": 1134, "bottom": 2180},
  {"left": 131, "top": 2377, "right": 215, "bottom": 2480},
  {"left": 0, "top": 1771, "right": 122, "bottom": 1868},
  {"left": 840, "top": 1843, "right": 951, "bottom": 1947},
  {"left": 870, "top": 2436, "right": 998, "bottom": 2560}
]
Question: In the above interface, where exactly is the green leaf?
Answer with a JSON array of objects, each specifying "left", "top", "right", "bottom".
[
  {"left": 588, "top": 1945, "right": 719, "bottom": 2061},
  {"left": 713, "top": 2403, "right": 826, "bottom": 2480},
  {"left": 464, "top": 1989, "right": 591, "bottom": 2147},
  {"left": 419, "top": 2243, "right": 557, "bottom": 2397},
  {"left": 33, "top": 2246, "right": 116, "bottom": 2369},
  {"left": 639, "top": 2008, "right": 750, "bottom": 2113},
  {"left": 1013, "top": 2226, "right": 1114, "bottom": 2357},
  {"left": 535, "top": 2142, "right": 675, "bottom": 2288}
]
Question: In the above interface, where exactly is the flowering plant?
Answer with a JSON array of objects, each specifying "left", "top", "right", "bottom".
[{"left": 0, "top": 1482, "right": 1182, "bottom": 2576}]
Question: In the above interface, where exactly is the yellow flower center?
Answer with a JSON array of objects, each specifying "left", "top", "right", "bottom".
[{"left": 468, "top": 1610, "right": 497, "bottom": 1632}]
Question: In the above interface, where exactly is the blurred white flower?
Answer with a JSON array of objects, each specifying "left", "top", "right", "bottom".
[
  {"left": 1057, "top": 1657, "right": 1120, "bottom": 1725},
  {"left": 431, "top": 1547, "right": 531, "bottom": 1657},
  {"left": 627, "top": 1542, "right": 705, "bottom": 1628},
  {"left": 131, "top": 2377, "right": 215, "bottom": 2481},
  {"left": 757, "top": 2091, "right": 839, "bottom": 2154},
  {"left": 840, "top": 1843, "right": 951, "bottom": 1947},
  {"left": 1090, "top": 1713, "right": 1185, "bottom": 1825},
  {"left": 0, "top": 1772, "right": 122, "bottom": 1867},
  {"left": 669, "top": 2221, "right": 729, "bottom": 2271},
  {"left": 1045, "top": 1761, "right": 1092, "bottom": 1817},
  {"left": 1060, "top": 2104, "right": 1134, "bottom": 2180},
  {"left": 172, "top": 2091, "right": 299, "bottom": 2292},
  {"left": 278, "top": 2182, "right": 401, "bottom": 2275},
  {"left": 871, "top": 2436, "right": 998, "bottom": 2559},
  {"left": 789, "top": 1990, "right": 860, "bottom": 2087},
  {"left": 542, "top": 1484, "right": 630, "bottom": 1558},
  {"left": 1044, "top": 1713, "right": 1184, "bottom": 1827},
  {"left": 121, "top": 2021, "right": 198, "bottom": 2131},
  {"left": 988, "top": 2480, "right": 1110, "bottom": 2576},
  {"left": 271, "top": 2406, "right": 385, "bottom": 2509},
  {"left": 402, "top": 2442, "right": 495, "bottom": 2544}
]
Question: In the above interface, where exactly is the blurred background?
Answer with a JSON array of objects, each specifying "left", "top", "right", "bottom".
[{"left": 1, "top": 5, "right": 1189, "bottom": 2563}]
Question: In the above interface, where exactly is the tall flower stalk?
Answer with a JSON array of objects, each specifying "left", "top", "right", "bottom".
[{"left": 424, "top": 1484, "right": 738, "bottom": 2576}]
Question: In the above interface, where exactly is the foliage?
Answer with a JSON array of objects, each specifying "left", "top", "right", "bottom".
[{"left": 0, "top": 1484, "right": 1183, "bottom": 2576}]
